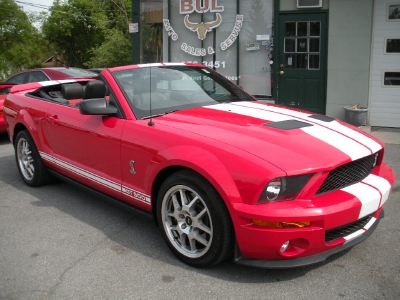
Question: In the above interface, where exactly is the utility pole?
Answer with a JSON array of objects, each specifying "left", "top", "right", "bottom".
[{"left": 132, "top": 0, "right": 140, "bottom": 64}]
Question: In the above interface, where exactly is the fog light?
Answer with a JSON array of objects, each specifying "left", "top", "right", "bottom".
[{"left": 280, "top": 241, "right": 290, "bottom": 252}]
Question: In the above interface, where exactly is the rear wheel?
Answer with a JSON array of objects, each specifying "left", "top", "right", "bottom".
[
  {"left": 157, "top": 170, "right": 233, "bottom": 267},
  {"left": 15, "top": 130, "right": 53, "bottom": 187}
]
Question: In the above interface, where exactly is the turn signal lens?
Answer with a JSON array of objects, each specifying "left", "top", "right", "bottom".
[{"left": 252, "top": 220, "right": 310, "bottom": 228}]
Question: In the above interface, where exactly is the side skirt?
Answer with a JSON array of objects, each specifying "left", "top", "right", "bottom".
[{"left": 48, "top": 169, "right": 154, "bottom": 221}]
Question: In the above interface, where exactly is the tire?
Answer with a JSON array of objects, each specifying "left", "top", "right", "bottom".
[
  {"left": 15, "top": 130, "right": 53, "bottom": 187},
  {"left": 157, "top": 170, "right": 233, "bottom": 268}
]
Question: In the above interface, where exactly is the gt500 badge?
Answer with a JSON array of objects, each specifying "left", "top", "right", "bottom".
[{"left": 122, "top": 187, "right": 151, "bottom": 204}]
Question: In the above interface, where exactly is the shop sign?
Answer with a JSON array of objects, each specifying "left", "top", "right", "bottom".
[{"left": 163, "top": 0, "right": 244, "bottom": 56}]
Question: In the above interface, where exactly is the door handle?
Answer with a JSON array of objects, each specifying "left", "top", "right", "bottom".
[
  {"left": 47, "top": 115, "right": 60, "bottom": 125},
  {"left": 279, "top": 71, "right": 284, "bottom": 75}
]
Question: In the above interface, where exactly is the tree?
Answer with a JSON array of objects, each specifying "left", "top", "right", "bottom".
[
  {"left": 0, "top": 0, "right": 50, "bottom": 80},
  {"left": 85, "top": 29, "right": 132, "bottom": 67},
  {"left": 42, "top": 0, "right": 106, "bottom": 67},
  {"left": 42, "top": 0, "right": 132, "bottom": 68},
  {"left": 84, "top": 0, "right": 133, "bottom": 67}
]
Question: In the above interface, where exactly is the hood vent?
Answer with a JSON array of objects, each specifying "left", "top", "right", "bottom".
[
  {"left": 308, "top": 114, "right": 334, "bottom": 122},
  {"left": 263, "top": 120, "right": 313, "bottom": 130},
  {"left": 297, "top": 0, "right": 322, "bottom": 8}
]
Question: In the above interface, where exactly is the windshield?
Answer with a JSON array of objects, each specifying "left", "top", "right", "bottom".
[
  {"left": 112, "top": 65, "right": 254, "bottom": 119},
  {"left": 57, "top": 68, "right": 98, "bottom": 78}
]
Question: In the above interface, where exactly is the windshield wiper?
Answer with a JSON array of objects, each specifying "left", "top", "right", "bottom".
[{"left": 141, "top": 110, "right": 180, "bottom": 120}]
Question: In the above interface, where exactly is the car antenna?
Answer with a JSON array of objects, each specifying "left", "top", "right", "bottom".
[{"left": 148, "top": 65, "right": 154, "bottom": 126}]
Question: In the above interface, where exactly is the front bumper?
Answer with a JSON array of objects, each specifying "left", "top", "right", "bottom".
[
  {"left": 229, "top": 162, "right": 394, "bottom": 267},
  {"left": 234, "top": 210, "right": 384, "bottom": 269}
]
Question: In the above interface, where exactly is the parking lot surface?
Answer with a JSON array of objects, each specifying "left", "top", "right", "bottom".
[{"left": 0, "top": 134, "right": 399, "bottom": 300}]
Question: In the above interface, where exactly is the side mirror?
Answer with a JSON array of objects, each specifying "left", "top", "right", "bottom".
[{"left": 79, "top": 98, "right": 118, "bottom": 115}]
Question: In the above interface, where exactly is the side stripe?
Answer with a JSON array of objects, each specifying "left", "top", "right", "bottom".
[
  {"left": 41, "top": 152, "right": 120, "bottom": 192},
  {"left": 40, "top": 152, "right": 151, "bottom": 204},
  {"left": 341, "top": 182, "right": 381, "bottom": 219},
  {"left": 206, "top": 103, "right": 371, "bottom": 161}
]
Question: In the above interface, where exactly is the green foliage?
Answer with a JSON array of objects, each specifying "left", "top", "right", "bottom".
[
  {"left": 84, "top": 29, "right": 132, "bottom": 68},
  {"left": 42, "top": 0, "right": 133, "bottom": 68},
  {"left": 42, "top": 0, "right": 105, "bottom": 67},
  {"left": 0, "top": 0, "right": 50, "bottom": 80}
]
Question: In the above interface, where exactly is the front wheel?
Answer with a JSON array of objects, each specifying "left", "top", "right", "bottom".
[
  {"left": 15, "top": 130, "right": 53, "bottom": 187},
  {"left": 157, "top": 170, "right": 233, "bottom": 268}
]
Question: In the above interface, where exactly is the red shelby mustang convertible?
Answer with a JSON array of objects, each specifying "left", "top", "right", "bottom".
[{"left": 4, "top": 63, "right": 396, "bottom": 268}]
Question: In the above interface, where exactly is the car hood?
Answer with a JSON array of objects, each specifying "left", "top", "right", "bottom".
[{"left": 156, "top": 101, "right": 383, "bottom": 174}]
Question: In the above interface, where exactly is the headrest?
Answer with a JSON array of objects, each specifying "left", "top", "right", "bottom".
[
  {"left": 61, "top": 83, "right": 84, "bottom": 100},
  {"left": 83, "top": 80, "right": 106, "bottom": 99}
]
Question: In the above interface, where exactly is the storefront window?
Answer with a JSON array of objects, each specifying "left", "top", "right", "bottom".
[
  {"left": 140, "top": 0, "right": 164, "bottom": 63},
  {"left": 162, "top": 0, "right": 274, "bottom": 98}
]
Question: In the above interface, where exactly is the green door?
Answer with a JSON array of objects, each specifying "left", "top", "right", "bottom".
[{"left": 277, "top": 13, "right": 327, "bottom": 114}]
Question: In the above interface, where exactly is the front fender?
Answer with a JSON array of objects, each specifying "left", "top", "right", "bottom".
[
  {"left": 148, "top": 145, "right": 242, "bottom": 209},
  {"left": 146, "top": 143, "right": 285, "bottom": 213}
]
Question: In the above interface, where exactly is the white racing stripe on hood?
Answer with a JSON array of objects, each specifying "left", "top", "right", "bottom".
[
  {"left": 208, "top": 103, "right": 290, "bottom": 122},
  {"left": 238, "top": 101, "right": 311, "bottom": 119},
  {"left": 206, "top": 103, "right": 372, "bottom": 161},
  {"left": 342, "top": 183, "right": 381, "bottom": 219},
  {"left": 235, "top": 102, "right": 382, "bottom": 154},
  {"left": 362, "top": 174, "right": 392, "bottom": 207},
  {"left": 300, "top": 126, "right": 371, "bottom": 161}
]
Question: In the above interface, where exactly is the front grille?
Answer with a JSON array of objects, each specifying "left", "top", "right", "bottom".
[
  {"left": 325, "top": 214, "right": 373, "bottom": 243},
  {"left": 316, "top": 153, "right": 377, "bottom": 196}
]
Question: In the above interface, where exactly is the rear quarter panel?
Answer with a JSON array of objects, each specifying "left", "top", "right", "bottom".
[{"left": 4, "top": 91, "right": 51, "bottom": 149}]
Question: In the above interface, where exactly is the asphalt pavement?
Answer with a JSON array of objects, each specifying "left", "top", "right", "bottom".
[{"left": 0, "top": 133, "right": 399, "bottom": 300}]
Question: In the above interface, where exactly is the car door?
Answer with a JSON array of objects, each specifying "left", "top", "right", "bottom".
[{"left": 43, "top": 97, "right": 125, "bottom": 199}]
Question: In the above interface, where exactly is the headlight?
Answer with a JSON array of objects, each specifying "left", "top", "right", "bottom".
[
  {"left": 265, "top": 178, "right": 283, "bottom": 201},
  {"left": 258, "top": 174, "right": 313, "bottom": 203}
]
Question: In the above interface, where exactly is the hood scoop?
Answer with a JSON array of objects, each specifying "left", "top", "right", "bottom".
[
  {"left": 308, "top": 114, "right": 335, "bottom": 122},
  {"left": 263, "top": 119, "right": 313, "bottom": 130}
]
